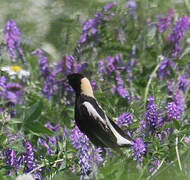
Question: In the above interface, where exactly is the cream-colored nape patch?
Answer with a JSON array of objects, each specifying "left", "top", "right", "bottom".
[{"left": 81, "top": 77, "right": 94, "bottom": 97}]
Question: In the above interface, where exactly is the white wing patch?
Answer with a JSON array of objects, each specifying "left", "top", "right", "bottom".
[
  {"left": 105, "top": 116, "right": 132, "bottom": 145},
  {"left": 83, "top": 102, "right": 106, "bottom": 125},
  {"left": 82, "top": 101, "right": 132, "bottom": 146}
]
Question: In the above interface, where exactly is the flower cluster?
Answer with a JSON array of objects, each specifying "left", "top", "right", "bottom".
[
  {"left": 131, "top": 137, "right": 146, "bottom": 162},
  {"left": 117, "top": 112, "right": 133, "bottom": 126},
  {"left": 32, "top": 49, "right": 56, "bottom": 99},
  {"left": 149, "top": 159, "right": 160, "bottom": 173},
  {"left": 37, "top": 122, "right": 59, "bottom": 155},
  {"left": 0, "top": 76, "right": 22, "bottom": 107},
  {"left": 3, "top": 19, "right": 25, "bottom": 62},
  {"left": 23, "top": 140, "right": 41, "bottom": 179},
  {"left": 56, "top": 54, "right": 86, "bottom": 76},
  {"left": 79, "top": 0, "right": 117, "bottom": 44},
  {"left": 156, "top": 9, "right": 175, "bottom": 32},
  {"left": 113, "top": 70, "right": 129, "bottom": 98},
  {"left": 79, "top": 12, "right": 103, "bottom": 44},
  {"left": 157, "top": 56, "right": 175, "bottom": 79},
  {"left": 146, "top": 96, "right": 157, "bottom": 132},
  {"left": 177, "top": 74, "right": 189, "bottom": 92},
  {"left": 166, "top": 102, "right": 181, "bottom": 120},
  {"left": 125, "top": 0, "right": 137, "bottom": 19},
  {"left": 167, "top": 15, "right": 190, "bottom": 57},
  {"left": 69, "top": 126, "right": 103, "bottom": 175}
]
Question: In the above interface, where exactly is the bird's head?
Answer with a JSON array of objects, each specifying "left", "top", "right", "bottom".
[{"left": 67, "top": 73, "right": 94, "bottom": 97}]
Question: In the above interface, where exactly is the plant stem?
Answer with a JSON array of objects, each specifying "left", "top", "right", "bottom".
[
  {"left": 176, "top": 137, "right": 182, "bottom": 171},
  {"left": 29, "top": 158, "right": 65, "bottom": 174},
  {"left": 146, "top": 158, "right": 165, "bottom": 180},
  {"left": 144, "top": 63, "right": 160, "bottom": 104}
]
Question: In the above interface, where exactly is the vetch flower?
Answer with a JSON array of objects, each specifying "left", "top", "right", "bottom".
[
  {"left": 69, "top": 126, "right": 103, "bottom": 175},
  {"left": 157, "top": 56, "right": 175, "bottom": 79},
  {"left": 156, "top": 9, "right": 175, "bottom": 32},
  {"left": 117, "top": 112, "right": 133, "bottom": 126},
  {"left": 146, "top": 96, "right": 157, "bottom": 132},
  {"left": 23, "top": 140, "right": 41, "bottom": 179},
  {"left": 131, "top": 137, "right": 146, "bottom": 162},
  {"left": 184, "top": 136, "right": 190, "bottom": 145},
  {"left": 1, "top": 65, "right": 30, "bottom": 79},
  {"left": 3, "top": 19, "right": 25, "bottom": 62},
  {"left": 79, "top": 11, "right": 103, "bottom": 44},
  {"left": 166, "top": 102, "right": 181, "bottom": 120},
  {"left": 114, "top": 70, "right": 129, "bottom": 98},
  {"left": 32, "top": 49, "right": 57, "bottom": 98},
  {"left": 173, "top": 90, "right": 184, "bottom": 115},
  {"left": 125, "top": 0, "right": 137, "bottom": 19},
  {"left": 167, "top": 15, "right": 190, "bottom": 57},
  {"left": 149, "top": 159, "right": 160, "bottom": 173},
  {"left": 104, "top": 0, "right": 116, "bottom": 11},
  {"left": 177, "top": 74, "right": 189, "bottom": 92}
]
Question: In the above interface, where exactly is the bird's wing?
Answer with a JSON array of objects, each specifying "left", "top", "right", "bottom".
[
  {"left": 81, "top": 101, "right": 132, "bottom": 147},
  {"left": 79, "top": 101, "right": 119, "bottom": 149}
]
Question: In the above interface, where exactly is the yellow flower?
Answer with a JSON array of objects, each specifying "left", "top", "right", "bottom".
[{"left": 10, "top": 65, "right": 21, "bottom": 71}]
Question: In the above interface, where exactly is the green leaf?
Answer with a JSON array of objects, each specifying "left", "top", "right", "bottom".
[
  {"left": 181, "top": 124, "right": 190, "bottom": 130},
  {"left": 6, "top": 139, "right": 26, "bottom": 152},
  {"left": 24, "top": 100, "right": 43, "bottom": 122},
  {"left": 0, "top": 134, "right": 6, "bottom": 145},
  {"left": 173, "top": 119, "right": 180, "bottom": 130},
  {"left": 7, "top": 118, "right": 22, "bottom": 124},
  {"left": 25, "top": 122, "right": 53, "bottom": 136}
]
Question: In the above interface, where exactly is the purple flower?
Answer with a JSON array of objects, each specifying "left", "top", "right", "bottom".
[
  {"left": 114, "top": 71, "right": 129, "bottom": 98},
  {"left": 23, "top": 140, "right": 41, "bottom": 179},
  {"left": 3, "top": 19, "right": 25, "bottom": 62},
  {"left": 79, "top": 12, "right": 103, "bottom": 44},
  {"left": 173, "top": 90, "right": 184, "bottom": 115},
  {"left": 69, "top": 126, "right": 103, "bottom": 175},
  {"left": 45, "top": 122, "right": 59, "bottom": 131},
  {"left": 166, "top": 102, "right": 181, "bottom": 120},
  {"left": 4, "top": 148, "right": 16, "bottom": 167},
  {"left": 0, "top": 76, "right": 7, "bottom": 97},
  {"left": 104, "top": 0, "right": 116, "bottom": 11},
  {"left": 56, "top": 55, "right": 85, "bottom": 75},
  {"left": 184, "top": 136, "right": 190, "bottom": 144},
  {"left": 149, "top": 159, "right": 160, "bottom": 173},
  {"left": 131, "top": 137, "right": 146, "bottom": 162},
  {"left": 37, "top": 123, "right": 59, "bottom": 155},
  {"left": 167, "top": 15, "right": 190, "bottom": 57},
  {"left": 98, "top": 59, "right": 105, "bottom": 81},
  {"left": 117, "top": 112, "right": 133, "bottom": 126},
  {"left": 32, "top": 49, "right": 56, "bottom": 99},
  {"left": 156, "top": 9, "right": 175, "bottom": 32},
  {"left": 157, "top": 57, "right": 175, "bottom": 79},
  {"left": 177, "top": 74, "right": 189, "bottom": 92},
  {"left": 125, "top": 0, "right": 137, "bottom": 19},
  {"left": 146, "top": 96, "right": 157, "bottom": 132},
  {"left": 0, "top": 79, "right": 22, "bottom": 106}
]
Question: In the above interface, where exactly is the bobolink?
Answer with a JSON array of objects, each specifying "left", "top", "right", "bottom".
[{"left": 68, "top": 73, "right": 133, "bottom": 152}]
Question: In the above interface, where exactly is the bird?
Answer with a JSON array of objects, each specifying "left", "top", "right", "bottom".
[{"left": 67, "top": 73, "right": 133, "bottom": 152}]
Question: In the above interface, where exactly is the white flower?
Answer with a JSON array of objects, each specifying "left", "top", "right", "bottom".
[
  {"left": 16, "top": 174, "right": 35, "bottom": 180},
  {"left": 1, "top": 65, "right": 30, "bottom": 79}
]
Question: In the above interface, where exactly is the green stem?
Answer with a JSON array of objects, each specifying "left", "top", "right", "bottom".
[
  {"left": 29, "top": 158, "right": 64, "bottom": 174},
  {"left": 176, "top": 137, "right": 182, "bottom": 171},
  {"left": 146, "top": 158, "right": 165, "bottom": 180},
  {"left": 144, "top": 63, "right": 160, "bottom": 104}
]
